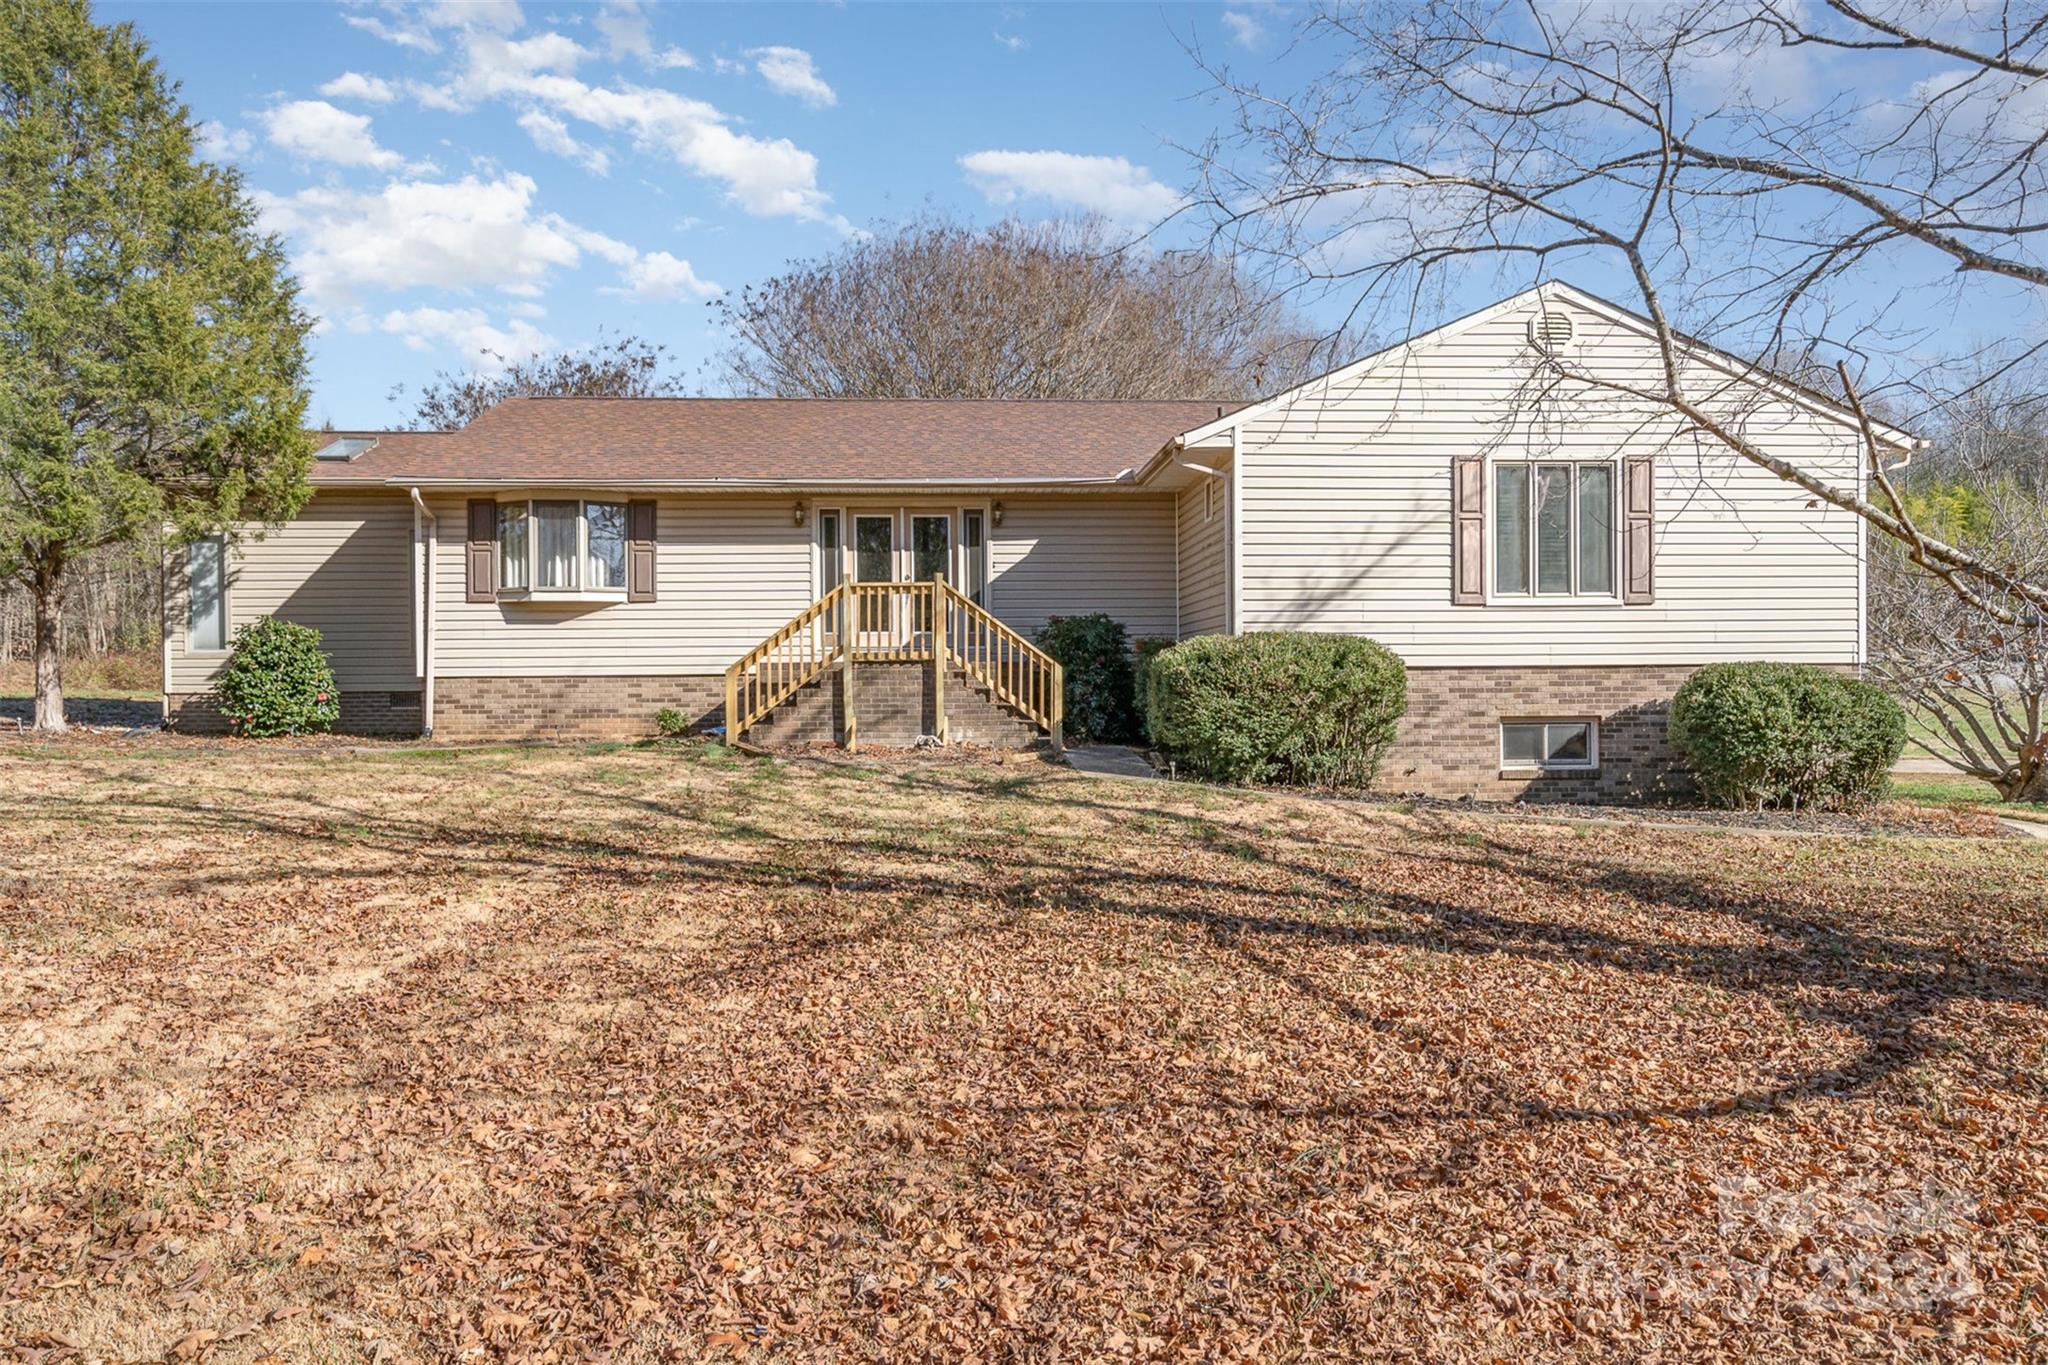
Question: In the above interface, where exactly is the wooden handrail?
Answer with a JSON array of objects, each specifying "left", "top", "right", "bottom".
[
  {"left": 722, "top": 577, "right": 1064, "bottom": 751},
  {"left": 723, "top": 583, "right": 848, "bottom": 739},
  {"left": 938, "top": 579, "right": 1064, "bottom": 751}
]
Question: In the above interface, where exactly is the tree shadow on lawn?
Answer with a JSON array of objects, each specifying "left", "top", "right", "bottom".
[{"left": 15, "top": 766, "right": 2044, "bottom": 1138}]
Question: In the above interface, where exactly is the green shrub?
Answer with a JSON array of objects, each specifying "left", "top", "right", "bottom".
[
  {"left": 1144, "top": 632, "right": 1408, "bottom": 786},
  {"left": 1035, "top": 613, "right": 1138, "bottom": 743},
  {"left": 1668, "top": 662, "right": 1906, "bottom": 810},
  {"left": 654, "top": 706, "right": 690, "bottom": 737},
  {"left": 1131, "top": 636, "right": 1174, "bottom": 739},
  {"left": 214, "top": 617, "right": 340, "bottom": 737}
]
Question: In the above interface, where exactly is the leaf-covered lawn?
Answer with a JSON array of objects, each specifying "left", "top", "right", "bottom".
[{"left": 2, "top": 741, "right": 2045, "bottom": 1361}]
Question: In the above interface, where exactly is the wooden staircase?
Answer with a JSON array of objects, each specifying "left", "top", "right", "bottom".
[{"left": 723, "top": 578, "right": 1064, "bottom": 752}]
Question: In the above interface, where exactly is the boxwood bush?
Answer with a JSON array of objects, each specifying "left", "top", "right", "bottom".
[
  {"left": 1035, "top": 613, "right": 1139, "bottom": 743},
  {"left": 214, "top": 617, "right": 340, "bottom": 737},
  {"left": 1668, "top": 662, "right": 1906, "bottom": 810},
  {"left": 1144, "top": 632, "right": 1408, "bottom": 786},
  {"left": 1131, "top": 636, "right": 1174, "bottom": 739}
]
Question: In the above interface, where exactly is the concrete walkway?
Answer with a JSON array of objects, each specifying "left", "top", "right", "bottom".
[{"left": 1063, "top": 744, "right": 1159, "bottom": 780}]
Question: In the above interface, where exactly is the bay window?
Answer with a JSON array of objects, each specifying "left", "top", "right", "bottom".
[
  {"left": 1493, "top": 462, "right": 1616, "bottom": 598},
  {"left": 496, "top": 499, "right": 628, "bottom": 594}
]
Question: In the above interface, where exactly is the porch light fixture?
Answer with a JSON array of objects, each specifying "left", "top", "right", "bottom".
[
  {"left": 991, "top": 500, "right": 1005, "bottom": 527},
  {"left": 792, "top": 500, "right": 807, "bottom": 527}
]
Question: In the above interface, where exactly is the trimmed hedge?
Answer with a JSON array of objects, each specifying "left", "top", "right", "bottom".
[
  {"left": 1131, "top": 636, "right": 1174, "bottom": 739},
  {"left": 214, "top": 617, "right": 340, "bottom": 737},
  {"left": 1035, "top": 613, "right": 1138, "bottom": 743},
  {"left": 1668, "top": 662, "right": 1906, "bottom": 810},
  {"left": 1144, "top": 632, "right": 1408, "bottom": 786}
]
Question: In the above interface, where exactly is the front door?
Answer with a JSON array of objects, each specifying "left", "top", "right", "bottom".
[
  {"left": 909, "top": 512, "right": 951, "bottom": 633},
  {"left": 854, "top": 513, "right": 895, "bottom": 636}
]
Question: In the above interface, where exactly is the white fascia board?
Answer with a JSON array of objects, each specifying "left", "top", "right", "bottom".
[{"left": 1160, "top": 279, "right": 1919, "bottom": 455}]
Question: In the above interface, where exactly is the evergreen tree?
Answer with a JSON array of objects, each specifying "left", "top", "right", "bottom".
[{"left": 1, "top": 0, "right": 313, "bottom": 729}]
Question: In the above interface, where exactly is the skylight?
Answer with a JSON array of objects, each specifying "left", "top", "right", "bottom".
[{"left": 316, "top": 437, "right": 377, "bottom": 461}]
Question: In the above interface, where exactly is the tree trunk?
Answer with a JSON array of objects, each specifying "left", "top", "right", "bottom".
[
  {"left": 2006, "top": 763, "right": 2048, "bottom": 804},
  {"left": 31, "top": 568, "right": 65, "bottom": 732}
]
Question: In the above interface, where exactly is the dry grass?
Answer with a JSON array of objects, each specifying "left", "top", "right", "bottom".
[{"left": 1, "top": 739, "right": 2045, "bottom": 1362}]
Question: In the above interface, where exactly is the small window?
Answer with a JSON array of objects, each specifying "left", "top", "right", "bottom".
[
  {"left": 1204, "top": 478, "right": 1218, "bottom": 522},
  {"left": 498, "top": 502, "right": 530, "bottom": 591},
  {"left": 187, "top": 537, "right": 226, "bottom": 652},
  {"left": 817, "top": 509, "right": 843, "bottom": 596},
  {"left": 1494, "top": 461, "right": 1617, "bottom": 598},
  {"left": 961, "top": 508, "right": 987, "bottom": 606},
  {"left": 1501, "top": 720, "right": 1597, "bottom": 770},
  {"left": 585, "top": 501, "right": 626, "bottom": 590}
]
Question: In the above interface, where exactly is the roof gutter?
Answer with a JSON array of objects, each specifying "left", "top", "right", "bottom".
[{"left": 378, "top": 475, "right": 1149, "bottom": 493}]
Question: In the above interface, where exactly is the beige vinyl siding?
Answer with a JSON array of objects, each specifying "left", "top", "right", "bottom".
[
  {"left": 1235, "top": 294, "right": 1864, "bottom": 666},
  {"left": 989, "top": 495, "right": 1176, "bottom": 641},
  {"left": 428, "top": 494, "right": 814, "bottom": 676},
  {"left": 1174, "top": 475, "right": 1228, "bottom": 637},
  {"left": 167, "top": 491, "right": 416, "bottom": 692}
]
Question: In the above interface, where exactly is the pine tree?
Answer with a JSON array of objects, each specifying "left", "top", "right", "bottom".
[{"left": 0, "top": 0, "right": 313, "bottom": 729}]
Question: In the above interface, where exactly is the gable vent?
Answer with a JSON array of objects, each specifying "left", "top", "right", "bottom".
[{"left": 1529, "top": 310, "right": 1575, "bottom": 352}]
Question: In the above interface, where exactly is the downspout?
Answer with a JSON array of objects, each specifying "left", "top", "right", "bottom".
[{"left": 408, "top": 487, "right": 436, "bottom": 739}]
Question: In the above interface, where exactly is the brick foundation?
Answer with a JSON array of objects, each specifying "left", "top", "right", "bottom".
[
  {"left": 747, "top": 662, "right": 1041, "bottom": 749},
  {"left": 1383, "top": 663, "right": 1707, "bottom": 801},
  {"left": 432, "top": 675, "right": 724, "bottom": 743},
  {"left": 167, "top": 689, "right": 423, "bottom": 736}
]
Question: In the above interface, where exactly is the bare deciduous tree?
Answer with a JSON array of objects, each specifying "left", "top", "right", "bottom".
[
  {"left": 392, "top": 331, "right": 687, "bottom": 430},
  {"left": 710, "top": 214, "right": 1337, "bottom": 399},
  {"left": 1873, "top": 479, "right": 2048, "bottom": 800},
  {"left": 1190, "top": 0, "right": 2048, "bottom": 618}
]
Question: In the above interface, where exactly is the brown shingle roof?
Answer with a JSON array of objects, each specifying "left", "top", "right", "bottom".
[{"left": 306, "top": 398, "right": 1239, "bottom": 487}]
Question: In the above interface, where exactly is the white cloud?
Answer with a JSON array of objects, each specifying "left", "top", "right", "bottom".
[
  {"left": 593, "top": 0, "right": 651, "bottom": 60},
  {"left": 380, "top": 305, "right": 552, "bottom": 369},
  {"left": 253, "top": 173, "right": 585, "bottom": 303},
  {"left": 262, "top": 99, "right": 406, "bottom": 171},
  {"left": 422, "top": 0, "right": 523, "bottom": 35},
  {"left": 993, "top": 30, "right": 1026, "bottom": 51},
  {"left": 748, "top": 46, "right": 835, "bottom": 108},
  {"left": 959, "top": 149, "right": 1181, "bottom": 225},
  {"left": 256, "top": 171, "right": 718, "bottom": 309},
  {"left": 319, "top": 71, "right": 398, "bottom": 103},
  {"left": 612, "top": 249, "right": 720, "bottom": 300},
  {"left": 653, "top": 46, "right": 697, "bottom": 69},
  {"left": 195, "top": 121, "right": 252, "bottom": 160},
  {"left": 341, "top": 11, "right": 441, "bottom": 52},
  {"left": 1221, "top": 10, "right": 1263, "bottom": 47},
  {"left": 517, "top": 109, "right": 610, "bottom": 174}
]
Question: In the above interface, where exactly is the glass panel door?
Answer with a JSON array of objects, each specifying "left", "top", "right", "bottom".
[
  {"left": 910, "top": 513, "right": 950, "bottom": 633},
  {"left": 854, "top": 514, "right": 894, "bottom": 635}
]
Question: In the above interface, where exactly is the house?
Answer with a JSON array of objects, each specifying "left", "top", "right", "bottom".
[{"left": 162, "top": 282, "right": 1911, "bottom": 798}]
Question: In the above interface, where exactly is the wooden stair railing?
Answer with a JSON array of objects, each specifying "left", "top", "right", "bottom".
[
  {"left": 939, "top": 579, "right": 1063, "bottom": 751},
  {"left": 723, "top": 583, "right": 848, "bottom": 741},
  {"left": 722, "top": 577, "right": 1064, "bottom": 753}
]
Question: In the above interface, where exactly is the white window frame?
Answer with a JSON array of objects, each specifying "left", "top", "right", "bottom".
[
  {"left": 1499, "top": 719, "right": 1600, "bottom": 772},
  {"left": 1488, "top": 460, "right": 1620, "bottom": 603},
  {"left": 185, "top": 535, "right": 229, "bottom": 655},
  {"left": 495, "top": 498, "right": 628, "bottom": 600},
  {"left": 956, "top": 504, "right": 992, "bottom": 610},
  {"left": 814, "top": 505, "right": 846, "bottom": 599}
]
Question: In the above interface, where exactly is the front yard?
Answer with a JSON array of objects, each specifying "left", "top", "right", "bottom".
[{"left": 2, "top": 740, "right": 2044, "bottom": 1361}]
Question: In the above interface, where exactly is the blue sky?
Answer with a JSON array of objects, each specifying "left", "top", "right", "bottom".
[{"left": 106, "top": 0, "right": 1306, "bottom": 427}]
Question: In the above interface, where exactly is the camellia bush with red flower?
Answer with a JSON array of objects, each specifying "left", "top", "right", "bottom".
[{"left": 212, "top": 616, "right": 341, "bottom": 737}]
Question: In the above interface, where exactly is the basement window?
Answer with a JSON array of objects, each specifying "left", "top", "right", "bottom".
[{"left": 1501, "top": 720, "right": 1597, "bottom": 771}]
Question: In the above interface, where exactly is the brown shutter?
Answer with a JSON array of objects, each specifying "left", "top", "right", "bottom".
[
  {"left": 465, "top": 499, "right": 496, "bottom": 603},
  {"left": 1451, "top": 456, "right": 1485, "bottom": 605},
  {"left": 1623, "top": 456, "right": 1655, "bottom": 604},
  {"left": 627, "top": 499, "right": 657, "bottom": 603}
]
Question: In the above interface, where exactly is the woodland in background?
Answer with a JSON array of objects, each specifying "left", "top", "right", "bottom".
[{"left": 0, "top": 540, "right": 161, "bottom": 693}]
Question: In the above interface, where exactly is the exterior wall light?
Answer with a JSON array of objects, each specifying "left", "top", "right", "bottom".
[
  {"left": 991, "top": 500, "right": 1005, "bottom": 527},
  {"left": 793, "top": 500, "right": 807, "bottom": 527}
]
